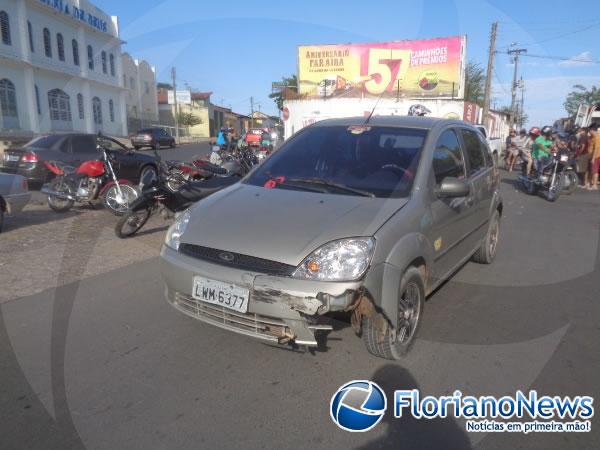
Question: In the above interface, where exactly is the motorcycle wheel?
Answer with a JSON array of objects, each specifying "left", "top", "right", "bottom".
[
  {"left": 563, "top": 171, "right": 578, "bottom": 195},
  {"left": 47, "top": 179, "right": 75, "bottom": 213},
  {"left": 546, "top": 174, "right": 564, "bottom": 202},
  {"left": 103, "top": 184, "right": 139, "bottom": 216},
  {"left": 115, "top": 208, "right": 152, "bottom": 238}
]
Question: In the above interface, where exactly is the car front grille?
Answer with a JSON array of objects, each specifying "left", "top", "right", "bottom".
[
  {"left": 172, "top": 291, "right": 291, "bottom": 343},
  {"left": 179, "top": 244, "right": 296, "bottom": 277}
]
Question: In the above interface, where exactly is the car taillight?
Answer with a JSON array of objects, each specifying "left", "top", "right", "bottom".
[
  {"left": 21, "top": 152, "right": 38, "bottom": 163},
  {"left": 144, "top": 134, "right": 151, "bottom": 140}
]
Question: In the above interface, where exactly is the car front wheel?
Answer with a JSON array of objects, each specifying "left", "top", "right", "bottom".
[{"left": 362, "top": 266, "right": 425, "bottom": 359}]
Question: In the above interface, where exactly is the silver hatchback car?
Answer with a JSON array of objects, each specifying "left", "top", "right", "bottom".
[{"left": 160, "top": 116, "right": 502, "bottom": 359}]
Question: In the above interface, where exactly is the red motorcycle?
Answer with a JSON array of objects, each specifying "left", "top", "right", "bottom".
[{"left": 41, "top": 141, "right": 138, "bottom": 215}]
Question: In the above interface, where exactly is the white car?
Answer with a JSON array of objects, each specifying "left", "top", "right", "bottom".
[
  {"left": 476, "top": 125, "right": 503, "bottom": 163},
  {"left": 0, "top": 173, "right": 31, "bottom": 233}
]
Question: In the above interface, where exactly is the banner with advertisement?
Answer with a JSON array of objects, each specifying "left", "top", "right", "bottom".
[{"left": 298, "top": 36, "right": 466, "bottom": 99}]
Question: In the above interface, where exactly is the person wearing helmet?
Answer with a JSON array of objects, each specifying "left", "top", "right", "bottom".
[{"left": 532, "top": 126, "right": 553, "bottom": 173}]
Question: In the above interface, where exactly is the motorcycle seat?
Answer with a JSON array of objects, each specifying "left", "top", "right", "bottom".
[
  {"left": 177, "top": 176, "right": 239, "bottom": 201},
  {"left": 193, "top": 159, "right": 228, "bottom": 175}
]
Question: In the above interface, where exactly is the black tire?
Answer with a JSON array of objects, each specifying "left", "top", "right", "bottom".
[
  {"left": 115, "top": 208, "right": 152, "bottom": 238},
  {"left": 472, "top": 209, "right": 501, "bottom": 264},
  {"left": 133, "top": 146, "right": 140, "bottom": 150},
  {"left": 46, "top": 179, "right": 74, "bottom": 213},
  {"left": 547, "top": 174, "right": 563, "bottom": 202},
  {"left": 139, "top": 165, "right": 158, "bottom": 185},
  {"left": 103, "top": 184, "right": 139, "bottom": 216},
  {"left": 170, "top": 139, "right": 176, "bottom": 148},
  {"left": 563, "top": 171, "right": 578, "bottom": 195},
  {"left": 154, "top": 141, "right": 161, "bottom": 151},
  {"left": 362, "top": 267, "right": 425, "bottom": 359}
]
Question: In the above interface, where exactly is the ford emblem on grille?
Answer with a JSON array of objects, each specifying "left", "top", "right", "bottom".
[{"left": 219, "top": 252, "right": 234, "bottom": 262}]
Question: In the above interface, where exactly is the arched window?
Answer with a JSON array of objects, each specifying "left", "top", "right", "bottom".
[
  {"left": 109, "top": 54, "right": 115, "bottom": 76},
  {"left": 72, "top": 39, "right": 79, "bottom": 66},
  {"left": 0, "top": 11, "right": 11, "bottom": 45},
  {"left": 77, "top": 93, "right": 84, "bottom": 119},
  {"left": 101, "top": 51, "right": 107, "bottom": 74},
  {"left": 48, "top": 89, "right": 72, "bottom": 130},
  {"left": 56, "top": 33, "right": 65, "bottom": 61},
  {"left": 27, "top": 21, "right": 34, "bottom": 52},
  {"left": 35, "top": 85, "right": 41, "bottom": 115},
  {"left": 43, "top": 28, "right": 52, "bottom": 57},
  {"left": 87, "top": 45, "right": 93, "bottom": 70},
  {"left": 109, "top": 99, "right": 115, "bottom": 122},
  {"left": 0, "top": 79, "right": 19, "bottom": 128},
  {"left": 92, "top": 97, "right": 103, "bottom": 127}
]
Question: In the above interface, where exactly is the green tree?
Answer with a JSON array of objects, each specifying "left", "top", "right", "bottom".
[
  {"left": 157, "top": 82, "right": 172, "bottom": 90},
  {"left": 177, "top": 112, "right": 202, "bottom": 128},
  {"left": 564, "top": 85, "right": 600, "bottom": 117},
  {"left": 269, "top": 75, "right": 300, "bottom": 111},
  {"left": 464, "top": 61, "right": 486, "bottom": 106}
]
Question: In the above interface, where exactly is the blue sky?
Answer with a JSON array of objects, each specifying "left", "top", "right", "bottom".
[{"left": 97, "top": 0, "right": 600, "bottom": 126}]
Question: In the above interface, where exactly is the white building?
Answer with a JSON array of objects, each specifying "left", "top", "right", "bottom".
[
  {"left": 122, "top": 52, "right": 158, "bottom": 133},
  {"left": 0, "top": 0, "right": 127, "bottom": 141}
]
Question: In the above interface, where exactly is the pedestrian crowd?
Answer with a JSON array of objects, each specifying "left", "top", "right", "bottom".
[{"left": 504, "top": 123, "right": 600, "bottom": 189}]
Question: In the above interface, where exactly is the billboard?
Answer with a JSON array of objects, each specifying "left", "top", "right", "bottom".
[
  {"left": 298, "top": 36, "right": 466, "bottom": 99},
  {"left": 167, "top": 90, "right": 192, "bottom": 105}
]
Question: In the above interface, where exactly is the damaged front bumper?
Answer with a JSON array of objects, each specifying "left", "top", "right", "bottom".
[{"left": 160, "top": 245, "right": 365, "bottom": 347}]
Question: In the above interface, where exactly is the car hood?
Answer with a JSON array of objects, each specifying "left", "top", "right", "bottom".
[{"left": 181, "top": 183, "right": 408, "bottom": 266}]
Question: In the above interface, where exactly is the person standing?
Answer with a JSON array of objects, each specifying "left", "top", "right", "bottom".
[
  {"left": 574, "top": 127, "right": 591, "bottom": 188},
  {"left": 506, "top": 130, "right": 519, "bottom": 172},
  {"left": 514, "top": 128, "right": 532, "bottom": 175},
  {"left": 589, "top": 124, "right": 600, "bottom": 190}
]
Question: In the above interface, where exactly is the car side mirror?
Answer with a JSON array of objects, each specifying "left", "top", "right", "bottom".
[{"left": 435, "top": 177, "right": 470, "bottom": 198}]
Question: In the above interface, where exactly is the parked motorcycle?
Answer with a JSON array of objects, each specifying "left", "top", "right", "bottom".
[
  {"left": 518, "top": 149, "right": 575, "bottom": 202},
  {"left": 41, "top": 136, "right": 138, "bottom": 214},
  {"left": 115, "top": 151, "right": 239, "bottom": 238}
]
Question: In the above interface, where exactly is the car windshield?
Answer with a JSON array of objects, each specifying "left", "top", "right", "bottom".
[
  {"left": 25, "top": 135, "right": 63, "bottom": 148},
  {"left": 245, "top": 125, "right": 427, "bottom": 198}
]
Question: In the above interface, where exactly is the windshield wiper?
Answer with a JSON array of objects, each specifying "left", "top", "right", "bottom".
[{"left": 286, "top": 178, "right": 375, "bottom": 197}]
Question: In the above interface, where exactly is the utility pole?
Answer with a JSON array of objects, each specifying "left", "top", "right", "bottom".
[
  {"left": 250, "top": 96, "right": 254, "bottom": 128},
  {"left": 482, "top": 22, "right": 498, "bottom": 128},
  {"left": 519, "top": 77, "right": 525, "bottom": 128},
  {"left": 508, "top": 47, "right": 527, "bottom": 129},
  {"left": 171, "top": 67, "right": 179, "bottom": 144}
]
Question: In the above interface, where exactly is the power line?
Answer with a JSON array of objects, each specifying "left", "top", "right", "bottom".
[{"left": 497, "top": 51, "right": 600, "bottom": 64}]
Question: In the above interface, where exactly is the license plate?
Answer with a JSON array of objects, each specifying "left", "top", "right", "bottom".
[
  {"left": 560, "top": 155, "right": 568, "bottom": 162},
  {"left": 192, "top": 276, "right": 249, "bottom": 313},
  {"left": 4, "top": 155, "right": 19, "bottom": 161}
]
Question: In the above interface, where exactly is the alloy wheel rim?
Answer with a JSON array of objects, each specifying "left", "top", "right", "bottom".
[
  {"left": 396, "top": 282, "right": 420, "bottom": 344},
  {"left": 489, "top": 220, "right": 499, "bottom": 256}
]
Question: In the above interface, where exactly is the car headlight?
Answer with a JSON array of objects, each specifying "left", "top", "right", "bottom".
[
  {"left": 292, "top": 237, "right": 375, "bottom": 281},
  {"left": 165, "top": 209, "right": 191, "bottom": 251}
]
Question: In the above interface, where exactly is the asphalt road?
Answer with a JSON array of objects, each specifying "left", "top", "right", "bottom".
[{"left": 1, "top": 169, "right": 599, "bottom": 449}]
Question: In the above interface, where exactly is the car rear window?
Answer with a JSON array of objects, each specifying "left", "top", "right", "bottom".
[
  {"left": 245, "top": 125, "right": 427, "bottom": 198},
  {"left": 26, "top": 135, "right": 63, "bottom": 149},
  {"left": 137, "top": 129, "right": 157, "bottom": 134}
]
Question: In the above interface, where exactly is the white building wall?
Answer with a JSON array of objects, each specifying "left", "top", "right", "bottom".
[{"left": 0, "top": 0, "right": 127, "bottom": 139}]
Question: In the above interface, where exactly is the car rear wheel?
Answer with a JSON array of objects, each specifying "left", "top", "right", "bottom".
[
  {"left": 170, "top": 140, "right": 176, "bottom": 148},
  {"left": 472, "top": 210, "right": 500, "bottom": 264},
  {"left": 154, "top": 141, "right": 161, "bottom": 151},
  {"left": 362, "top": 267, "right": 425, "bottom": 359}
]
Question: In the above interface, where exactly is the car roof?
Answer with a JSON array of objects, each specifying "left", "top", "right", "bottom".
[{"left": 311, "top": 115, "right": 467, "bottom": 130}]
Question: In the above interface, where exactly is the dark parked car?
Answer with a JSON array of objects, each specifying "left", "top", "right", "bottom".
[
  {"left": 131, "top": 128, "right": 176, "bottom": 150},
  {"left": 0, "top": 134, "right": 159, "bottom": 186}
]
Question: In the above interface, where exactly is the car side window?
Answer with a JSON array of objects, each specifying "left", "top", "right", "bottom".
[
  {"left": 477, "top": 133, "right": 494, "bottom": 167},
  {"left": 58, "top": 137, "right": 70, "bottom": 153},
  {"left": 461, "top": 129, "right": 486, "bottom": 175},
  {"left": 432, "top": 129, "right": 466, "bottom": 184},
  {"left": 71, "top": 135, "right": 97, "bottom": 154}
]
